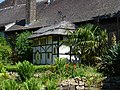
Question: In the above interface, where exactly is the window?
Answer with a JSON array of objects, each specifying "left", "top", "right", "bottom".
[
  {"left": 40, "top": 38, "right": 46, "bottom": 45},
  {"left": 60, "top": 36, "right": 63, "bottom": 40},
  {"left": 53, "top": 35, "right": 59, "bottom": 41},
  {"left": 33, "top": 39, "right": 39, "bottom": 46}
]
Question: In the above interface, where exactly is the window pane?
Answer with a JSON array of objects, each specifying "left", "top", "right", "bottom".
[{"left": 40, "top": 38, "right": 46, "bottom": 45}]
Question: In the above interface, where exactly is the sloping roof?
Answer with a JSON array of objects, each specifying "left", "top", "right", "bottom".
[
  {"left": 0, "top": 0, "right": 25, "bottom": 9},
  {"left": 1, "top": 0, "right": 120, "bottom": 31},
  {"left": 0, "top": 4, "right": 25, "bottom": 27},
  {"left": 36, "top": 0, "right": 120, "bottom": 24},
  {"left": 0, "top": 1, "right": 47, "bottom": 27},
  {"left": 29, "top": 21, "right": 76, "bottom": 39}
]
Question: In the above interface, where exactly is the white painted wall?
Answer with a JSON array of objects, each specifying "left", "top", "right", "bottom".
[
  {"left": 59, "top": 36, "right": 80, "bottom": 62},
  {"left": 33, "top": 35, "right": 80, "bottom": 64},
  {"left": 5, "top": 22, "right": 15, "bottom": 31}
]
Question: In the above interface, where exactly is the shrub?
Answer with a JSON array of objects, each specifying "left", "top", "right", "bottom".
[
  {"left": 4, "top": 65, "right": 17, "bottom": 72},
  {"left": 15, "top": 31, "right": 32, "bottom": 61},
  {"left": 4, "top": 65, "right": 55, "bottom": 72},
  {"left": 34, "top": 65, "right": 56, "bottom": 72},
  {"left": 23, "top": 78, "right": 44, "bottom": 90},
  {"left": 0, "top": 36, "right": 12, "bottom": 64},
  {"left": 46, "top": 79, "right": 58, "bottom": 90},
  {"left": 2, "top": 79, "right": 19, "bottom": 90},
  {"left": 16, "top": 61, "right": 35, "bottom": 81},
  {"left": 82, "top": 66, "right": 103, "bottom": 86},
  {"left": 0, "top": 63, "right": 4, "bottom": 73},
  {"left": 55, "top": 58, "right": 67, "bottom": 75},
  {"left": 64, "top": 24, "right": 108, "bottom": 66},
  {"left": 100, "top": 43, "right": 120, "bottom": 76}
]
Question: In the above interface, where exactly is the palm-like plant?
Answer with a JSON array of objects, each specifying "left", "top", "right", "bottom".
[
  {"left": 64, "top": 24, "right": 108, "bottom": 66},
  {"left": 100, "top": 43, "right": 120, "bottom": 76}
]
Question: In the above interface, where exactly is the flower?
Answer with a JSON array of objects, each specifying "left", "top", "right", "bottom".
[{"left": 73, "top": 64, "right": 76, "bottom": 70}]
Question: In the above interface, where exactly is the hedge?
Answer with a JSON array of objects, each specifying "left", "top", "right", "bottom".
[{"left": 4, "top": 65, "right": 56, "bottom": 72}]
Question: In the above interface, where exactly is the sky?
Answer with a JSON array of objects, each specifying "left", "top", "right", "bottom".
[{"left": 0, "top": 0, "right": 4, "bottom": 3}]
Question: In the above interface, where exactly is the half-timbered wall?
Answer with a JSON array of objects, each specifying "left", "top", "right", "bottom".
[
  {"left": 33, "top": 35, "right": 68, "bottom": 64},
  {"left": 33, "top": 35, "right": 81, "bottom": 64}
]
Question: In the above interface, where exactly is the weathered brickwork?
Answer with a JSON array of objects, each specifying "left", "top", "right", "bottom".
[{"left": 26, "top": 0, "right": 36, "bottom": 25}]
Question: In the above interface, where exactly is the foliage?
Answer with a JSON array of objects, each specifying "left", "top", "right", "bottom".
[
  {"left": 4, "top": 65, "right": 55, "bottom": 72},
  {"left": 64, "top": 24, "right": 108, "bottom": 66},
  {"left": 54, "top": 58, "right": 103, "bottom": 85},
  {"left": 2, "top": 79, "right": 19, "bottom": 90},
  {"left": 4, "top": 65, "right": 17, "bottom": 72},
  {"left": 82, "top": 65, "right": 103, "bottom": 86},
  {"left": 34, "top": 65, "right": 56, "bottom": 72},
  {"left": 40, "top": 71, "right": 60, "bottom": 90},
  {"left": 0, "top": 36, "right": 12, "bottom": 63},
  {"left": 23, "top": 78, "right": 44, "bottom": 90},
  {"left": 100, "top": 43, "right": 120, "bottom": 76},
  {"left": 15, "top": 31, "right": 32, "bottom": 61},
  {"left": 16, "top": 61, "right": 35, "bottom": 81},
  {"left": 0, "top": 63, "right": 4, "bottom": 73},
  {"left": 46, "top": 78, "right": 58, "bottom": 90},
  {"left": 55, "top": 58, "right": 67, "bottom": 75}
]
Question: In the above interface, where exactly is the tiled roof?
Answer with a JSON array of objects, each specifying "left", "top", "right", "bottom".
[
  {"left": 28, "top": 21, "right": 76, "bottom": 39},
  {"left": 1, "top": 0, "right": 120, "bottom": 31}
]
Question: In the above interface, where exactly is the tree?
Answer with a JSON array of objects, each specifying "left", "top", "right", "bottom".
[
  {"left": 64, "top": 24, "right": 108, "bottom": 66},
  {"left": 15, "top": 31, "right": 32, "bottom": 62}
]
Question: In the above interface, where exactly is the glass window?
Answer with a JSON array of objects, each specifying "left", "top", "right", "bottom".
[
  {"left": 40, "top": 38, "right": 46, "bottom": 45},
  {"left": 33, "top": 39, "right": 39, "bottom": 46},
  {"left": 53, "top": 35, "right": 59, "bottom": 41},
  {"left": 60, "top": 36, "right": 63, "bottom": 40}
]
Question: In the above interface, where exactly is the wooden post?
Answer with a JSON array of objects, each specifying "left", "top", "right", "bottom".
[{"left": 117, "top": 17, "right": 120, "bottom": 41}]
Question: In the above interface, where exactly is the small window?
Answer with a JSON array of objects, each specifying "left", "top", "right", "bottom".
[
  {"left": 60, "top": 36, "right": 63, "bottom": 40},
  {"left": 40, "top": 38, "right": 46, "bottom": 45},
  {"left": 53, "top": 36, "right": 59, "bottom": 41},
  {"left": 33, "top": 39, "right": 39, "bottom": 46}
]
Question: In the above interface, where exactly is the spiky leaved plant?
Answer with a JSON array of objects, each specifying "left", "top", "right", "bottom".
[
  {"left": 23, "top": 78, "right": 44, "bottom": 90},
  {"left": 16, "top": 60, "right": 35, "bottom": 81},
  {"left": 64, "top": 24, "right": 108, "bottom": 66},
  {"left": 2, "top": 79, "right": 19, "bottom": 90}
]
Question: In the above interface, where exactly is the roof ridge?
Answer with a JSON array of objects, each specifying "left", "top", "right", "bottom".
[{"left": 0, "top": 4, "right": 25, "bottom": 11}]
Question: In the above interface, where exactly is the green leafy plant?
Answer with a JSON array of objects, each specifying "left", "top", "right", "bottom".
[
  {"left": 83, "top": 66, "right": 103, "bottom": 86},
  {"left": 55, "top": 58, "right": 67, "bottom": 75},
  {"left": 15, "top": 31, "right": 32, "bottom": 61},
  {"left": 0, "top": 63, "right": 3, "bottom": 73},
  {"left": 100, "top": 42, "right": 120, "bottom": 76},
  {"left": 23, "top": 78, "right": 44, "bottom": 90},
  {"left": 64, "top": 24, "right": 108, "bottom": 66},
  {"left": 0, "top": 36, "right": 12, "bottom": 64},
  {"left": 46, "top": 78, "right": 58, "bottom": 90},
  {"left": 39, "top": 71, "right": 59, "bottom": 90},
  {"left": 34, "top": 65, "right": 56, "bottom": 72},
  {"left": 16, "top": 61, "right": 35, "bottom": 81},
  {"left": 2, "top": 79, "right": 19, "bottom": 90}
]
